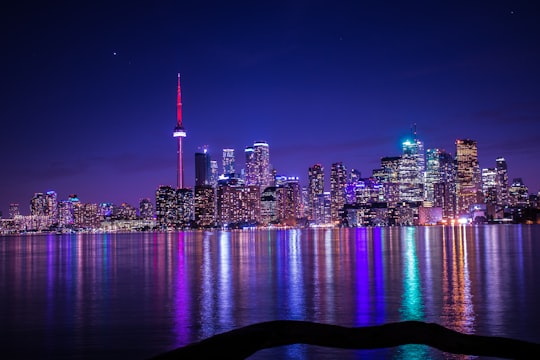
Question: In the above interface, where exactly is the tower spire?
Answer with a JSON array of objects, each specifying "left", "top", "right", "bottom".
[
  {"left": 177, "top": 73, "right": 183, "bottom": 127},
  {"left": 173, "top": 73, "right": 187, "bottom": 189}
]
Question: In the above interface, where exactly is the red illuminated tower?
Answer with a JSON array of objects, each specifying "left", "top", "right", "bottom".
[{"left": 173, "top": 73, "right": 187, "bottom": 189}]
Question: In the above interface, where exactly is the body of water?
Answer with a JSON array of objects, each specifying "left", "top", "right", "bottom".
[{"left": 1, "top": 225, "right": 540, "bottom": 359}]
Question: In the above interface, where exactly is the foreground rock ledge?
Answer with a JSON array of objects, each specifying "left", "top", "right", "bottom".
[{"left": 149, "top": 320, "right": 540, "bottom": 359}]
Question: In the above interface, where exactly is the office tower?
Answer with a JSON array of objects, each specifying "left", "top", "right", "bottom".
[
  {"left": 9, "top": 203, "right": 20, "bottom": 219},
  {"left": 398, "top": 129, "right": 425, "bottom": 202},
  {"left": 424, "top": 149, "right": 441, "bottom": 203},
  {"left": 308, "top": 164, "right": 324, "bottom": 222},
  {"left": 244, "top": 146, "right": 255, "bottom": 184},
  {"left": 509, "top": 178, "right": 528, "bottom": 207},
  {"left": 455, "top": 139, "right": 482, "bottom": 215},
  {"left": 57, "top": 200, "right": 74, "bottom": 227},
  {"left": 99, "top": 203, "right": 114, "bottom": 220},
  {"left": 176, "top": 188, "right": 193, "bottom": 228},
  {"left": 216, "top": 177, "right": 260, "bottom": 226},
  {"left": 482, "top": 168, "right": 497, "bottom": 219},
  {"left": 330, "top": 162, "right": 347, "bottom": 223},
  {"left": 277, "top": 177, "right": 303, "bottom": 224},
  {"left": 45, "top": 191, "right": 58, "bottom": 222},
  {"left": 209, "top": 160, "right": 218, "bottom": 187},
  {"left": 73, "top": 203, "right": 100, "bottom": 229},
  {"left": 112, "top": 203, "right": 137, "bottom": 220},
  {"left": 245, "top": 141, "right": 271, "bottom": 188},
  {"left": 496, "top": 157, "right": 509, "bottom": 207},
  {"left": 482, "top": 168, "right": 497, "bottom": 201},
  {"left": 430, "top": 150, "right": 456, "bottom": 219},
  {"left": 173, "top": 73, "right": 187, "bottom": 189},
  {"left": 31, "top": 193, "right": 47, "bottom": 216},
  {"left": 155, "top": 185, "right": 178, "bottom": 229},
  {"left": 139, "top": 198, "right": 154, "bottom": 220},
  {"left": 260, "top": 186, "right": 278, "bottom": 225},
  {"left": 313, "top": 192, "right": 331, "bottom": 224},
  {"left": 195, "top": 146, "right": 211, "bottom": 186},
  {"left": 194, "top": 185, "right": 216, "bottom": 228},
  {"left": 222, "top": 148, "right": 235, "bottom": 176}
]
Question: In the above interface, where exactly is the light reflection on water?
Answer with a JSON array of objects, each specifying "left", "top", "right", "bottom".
[{"left": 1, "top": 225, "right": 540, "bottom": 359}]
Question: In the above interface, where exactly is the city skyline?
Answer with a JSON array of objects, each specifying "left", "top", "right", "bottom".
[{"left": 2, "top": 1, "right": 539, "bottom": 216}]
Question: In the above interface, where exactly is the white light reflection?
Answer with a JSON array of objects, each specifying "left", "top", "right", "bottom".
[{"left": 218, "top": 231, "right": 232, "bottom": 328}]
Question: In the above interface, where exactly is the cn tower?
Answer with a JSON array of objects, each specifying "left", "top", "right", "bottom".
[{"left": 173, "top": 73, "right": 187, "bottom": 189}]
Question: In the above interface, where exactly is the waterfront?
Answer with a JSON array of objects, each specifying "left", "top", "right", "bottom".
[{"left": 1, "top": 225, "right": 540, "bottom": 359}]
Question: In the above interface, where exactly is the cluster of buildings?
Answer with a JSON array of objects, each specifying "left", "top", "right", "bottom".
[
  {"left": 153, "top": 135, "right": 539, "bottom": 230},
  {"left": 2, "top": 75, "right": 539, "bottom": 233}
]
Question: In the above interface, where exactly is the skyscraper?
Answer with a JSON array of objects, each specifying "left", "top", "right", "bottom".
[
  {"left": 398, "top": 133, "right": 425, "bottom": 202},
  {"left": 455, "top": 139, "right": 482, "bottom": 215},
  {"left": 173, "top": 73, "right": 187, "bottom": 189},
  {"left": 222, "top": 148, "right": 235, "bottom": 176},
  {"left": 194, "top": 185, "right": 216, "bottom": 228},
  {"left": 330, "top": 162, "right": 347, "bottom": 223},
  {"left": 195, "top": 146, "right": 211, "bottom": 186},
  {"left": 245, "top": 141, "right": 271, "bottom": 188},
  {"left": 496, "top": 157, "right": 509, "bottom": 208},
  {"left": 308, "top": 164, "right": 324, "bottom": 222}
]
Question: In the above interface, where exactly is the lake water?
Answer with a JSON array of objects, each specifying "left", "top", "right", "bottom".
[{"left": 1, "top": 225, "right": 540, "bottom": 359}]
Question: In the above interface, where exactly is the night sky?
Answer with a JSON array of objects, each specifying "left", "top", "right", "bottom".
[{"left": 2, "top": 1, "right": 539, "bottom": 215}]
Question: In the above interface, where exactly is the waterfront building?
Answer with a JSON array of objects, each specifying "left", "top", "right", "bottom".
[
  {"left": 8, "top": 204, "right": 20, "bottom": 219},
  {"left": 194, "top": 185, "right": 216, "bottom": 228},
  {"left": 308, "top": 164, "right": 324, "bottom": 222},
  {"left": 73, "top": 203, "right": 100, "bottom": 229},
  {"left": 139, "top": 198, "right": 154, "bottom": 220},
  {"left": 276, "top": 177, "right": 303, "bottom": 225},
  {"left": 260, "top": 186, "right": 278, "bottom": 225},
  {"left": 330, "top": 162, "right": 347, "bottom": 224},
  {"left": 455, "top": 139, "right": 482, "bottom": 215},
  {"left": 155, "top": 185, "right": 178, "bottom": 229},
  {"left": 57, "top": 200, "right": 74, "bottom": 227},
  {"left": 176, "top": 188, "right": 193, "bottom": 228},
  {"left": 482, "top": 167, "right": 497, "bottom": 218},
  {"left": 216, "top": 177, "right": 260, "bottom": 227},
  {"left": 509, "top": 178, "right": 529, "bottom": 207}
]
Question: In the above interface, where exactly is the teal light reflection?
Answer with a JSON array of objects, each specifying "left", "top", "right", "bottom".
[{"left": 399, "top": 227, "right": 426, "bottom": 359}]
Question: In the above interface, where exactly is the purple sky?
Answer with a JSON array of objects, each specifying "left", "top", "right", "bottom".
[{"left": 2, "top": 1, "right": 540, "bottom": 215}]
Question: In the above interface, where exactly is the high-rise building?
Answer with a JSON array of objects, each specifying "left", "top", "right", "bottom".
[
  {"left": 195, "top": 147, "right": 211, "bottom": 186},
  {"left": 398, "top": 133, "right": 425, "bottom": 202},
  {"left": 194, "top": 185, "right": 216, "bottom": 228},
  {"left": 245, "top": 141, "right": 271, "bottom": 189},
  {"left": 155, "top": 185, "right": 178, "bottom": 229},
  {"left": 277, "top": 177, "right": 303, "bottom": 224},
  {"left": 30, "top": 193, "right": 47, "bottom": 216},
  {"left": 139, "top": 198, "right": 154, "bottom": 220},
  {"left": 455, "top": 139, "right": 482, "bottom": 215},
  {"left": 509, "top": 178, "right": 529, "bottom": 207},
  {"left": 244, "top": 146, "right": 255, "bottom": 184},
  {"left": 222, "top": 148, "right": 235, "bottom": 176},
  {"left": 172, "top": 73, "right": 187, "bottom": 189},
  {"left": 496, "top": 157, "right": 509, "bottom": 207},
  {"left": 260, "top": 186, "right": 278, "bottom": 225},
  {"left": 9, "top": 203, "right": 20, "bottom": 219},
  {"left": 57, "top": 200, "right": 74, "bottom": 227},
  {"left": 216, "top": 177, "right": 260, "bottom": 226},
  {"left": 209, "top": 160, "right": 218, "bottom": 187},
  {"left": 308, "top": 164, "right": 324, "bottom": 222},
  {"left": 330, "top": 162, "right": 347, "bottom": 223}
]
